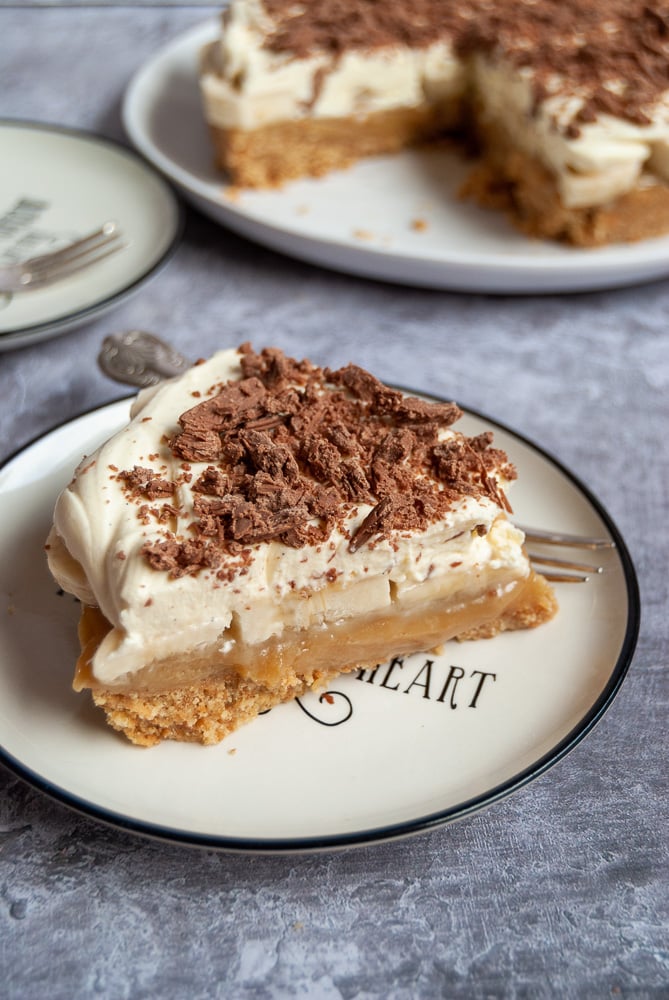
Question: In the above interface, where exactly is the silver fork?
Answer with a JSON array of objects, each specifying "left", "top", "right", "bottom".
[
  {"left": 523, "top": 529, "right": 615, "bottom": 583},
  {"left": 0, "top": 222, "right": 125, "bottom": 293},
  {"left": 97, "top": 330, "right": 616, "bottom": 583}
]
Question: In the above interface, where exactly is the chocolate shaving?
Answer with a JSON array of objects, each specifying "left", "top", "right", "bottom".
[
  {"left": 262, "top": 0, "right": 473, "bottom": 58},
  {"left": 119, "top": 466, "right": 175, "bottom": 500},
  {"left": 348, "top": 497, "right": 397, "bottom": 553}
]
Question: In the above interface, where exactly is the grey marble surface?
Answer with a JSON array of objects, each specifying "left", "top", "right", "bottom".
[{"left": 1, "top": 5, "right": 668, "bottom": 999}]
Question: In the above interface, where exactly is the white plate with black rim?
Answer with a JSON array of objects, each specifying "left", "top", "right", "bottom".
[
  {"left": 122, "top": 19, "right": 669, "bottom": 294},
  {"left": 0, "top": 395, "right": 639, "bottom": 852},
  {"left": 0, "top": 120, "right": 183, "bottom": 351}
]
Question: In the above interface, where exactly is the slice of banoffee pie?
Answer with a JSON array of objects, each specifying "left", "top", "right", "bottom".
[{"left": 46, "top": 344, "right": 557, "bottom": 746}]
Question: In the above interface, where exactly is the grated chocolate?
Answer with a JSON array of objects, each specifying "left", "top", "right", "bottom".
[
  {"left": 260, "top": 0, "right": 669, "bottom": 132},
  {"left": 131, "top": 345, "right": 517, "bottom": 578}
]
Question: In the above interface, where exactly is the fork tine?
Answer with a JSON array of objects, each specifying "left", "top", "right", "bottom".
[
  {"left": 527, "top": 551, "right": 603, "bottom": 574},
  {"left": 25, "top": 241, "right": 126, "bottom": 288},
  {"left": 521, "top": 526, "right": 615, "bottom": 550},
  {"left": 538, "top": 570, "right": 591, "bottom": 584},
  {"left": 24, "top": 222, "right": 121, "bottom": 277}
]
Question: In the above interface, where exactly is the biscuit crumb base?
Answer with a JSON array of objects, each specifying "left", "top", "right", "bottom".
[
  {"left": 460, "top": 130, "right": 669, "bottom": 247},
  {"left": 205, "top": 100, "right": 463, "bottom": 188},
  {"left": 93, "top": 664, "right": 356, "bottom": 747}
]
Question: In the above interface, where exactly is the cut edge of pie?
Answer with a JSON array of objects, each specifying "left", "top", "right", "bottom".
[{"left": 75, "top": 562, "right": 557, "bottom": 747}]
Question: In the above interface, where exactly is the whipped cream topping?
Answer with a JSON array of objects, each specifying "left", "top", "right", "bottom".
[
  {"left": 47, "top": 348, "right": 529, "bottom": 687},
  {"left": 471, "top": 58, "right": 669, "bottom": 208},
  {"left": 199, "top": 0, "right": 669, "bottom": 206},
  {"left": 200, "top": 3, "right": 465, "bottom": 130}
]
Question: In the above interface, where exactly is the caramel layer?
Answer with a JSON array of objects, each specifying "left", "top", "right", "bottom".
[{"left": 76, "top": 571, "right": 557, "bottom": 745}]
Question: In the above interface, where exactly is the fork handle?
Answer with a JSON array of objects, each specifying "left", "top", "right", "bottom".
[{"left": 98, "top": 331, "right": 191, "bottom": 388}]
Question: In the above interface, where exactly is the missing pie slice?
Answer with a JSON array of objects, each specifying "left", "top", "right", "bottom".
[
  {"left": 46, "top": 345, "right": 557, "bottom": 746},
  {"left": 199, "top": 0, "right": 669, "bottom": 246}
]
